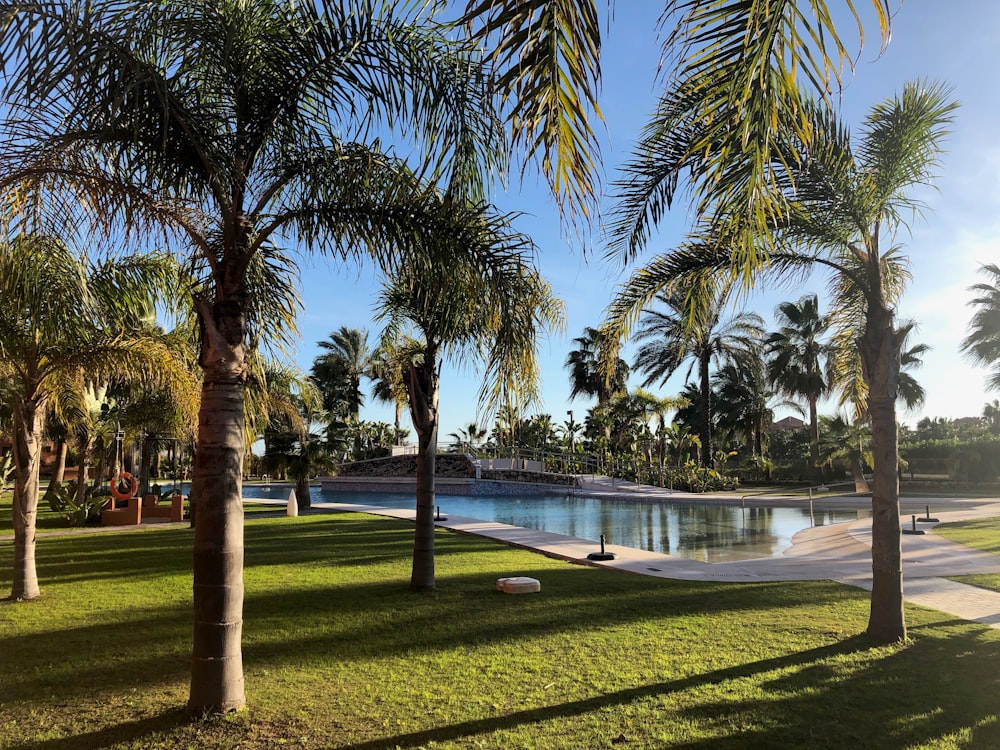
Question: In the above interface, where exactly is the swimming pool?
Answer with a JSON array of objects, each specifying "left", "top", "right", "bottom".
[{"left": 242, "top": 484, "right": 868, "bottom": 563}]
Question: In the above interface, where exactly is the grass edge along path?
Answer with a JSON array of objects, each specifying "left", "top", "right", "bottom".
[
  {"left": 0, "top": 512, "right": 998, "bottom": 749},
  {"left": 937, "top": 515, "right": 1000, "bottom": 594}
]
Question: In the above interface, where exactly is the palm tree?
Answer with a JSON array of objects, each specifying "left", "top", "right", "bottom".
[
  {"left": 248, "top": 359, "right": 324, "bottom": 508},
  {"left": 311, "top": 327, "right": 375, "bottom": 423},
  {"left": 631, "top": 389, "right": 687, "bottom": 484},
  {"left": 765, "top": 294, "right": 832, "bottom": 483},
  {"left": 895, "top": 322, "right": 930, "bottom": 413},
  {"left": 630, "top": 279, "right": 764, "bottom": 466},
  {"left": 566, "top": 327, "right": 628, "bottom": 406},
  {"left": 712, "top": 360, "right": 774, "bottom": 460},
  {"left": 377, "top": 198, "right": 564, "bottom": 591},
  {"left": 0, "top": 0, "right": 502, "bottom": 713},
  {"left": 448, "top": 422, "right": 488, "bottom": 452},
  {"left": 0, "top": 234, "right": 180, "bottom": 600},
  {"left": 370, "top": 342, "right": 410, "bottom": 443},
  {"left": 818, "top": 413, "right": 872, "bottom": 494},
  {"left": 961, "top": 263, "right": 1000, "bottom": 391},
  {"left": 604, "top": 81, "right": 957, "bottom": 643}
]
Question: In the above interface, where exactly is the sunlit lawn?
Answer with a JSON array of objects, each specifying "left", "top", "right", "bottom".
[
  {"left": 1, "top": 506, "right": 999, "bottom": 749},
  {"left": 937, "top": 516, "right": 1000, "bottom": 594}
]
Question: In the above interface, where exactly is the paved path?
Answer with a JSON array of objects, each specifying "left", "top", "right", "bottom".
[{"left": 310, "top": 495, "right": 1000, "bottom": 628}]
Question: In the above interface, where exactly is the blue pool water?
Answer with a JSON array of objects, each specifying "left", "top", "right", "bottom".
[{"left": 241, "top": 484, "right": 868, "bottom": 563}]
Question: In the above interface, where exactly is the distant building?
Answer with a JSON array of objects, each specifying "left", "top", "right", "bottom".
[{"left": 770, "top": 416, "right": 806, "bottom": 431}]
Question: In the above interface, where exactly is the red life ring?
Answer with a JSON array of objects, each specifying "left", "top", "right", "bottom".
[{"left": 110, "top": 471, "right": 138, "bottom": 501}]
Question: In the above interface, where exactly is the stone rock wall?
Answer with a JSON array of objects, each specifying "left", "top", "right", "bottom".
[
  {"left": 480, "top": 469, "right": 577, "bottom": 487},
  {"left": 337, "top": 453, "right": 477, "bottom": 478}
]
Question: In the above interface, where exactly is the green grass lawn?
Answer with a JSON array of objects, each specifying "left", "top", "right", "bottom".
[
  {"left": 936, "top": 516, "right": 1000, "bottom": 594},
  {"left": 1, "top": 511, "right": 999, "bottom": 749}
]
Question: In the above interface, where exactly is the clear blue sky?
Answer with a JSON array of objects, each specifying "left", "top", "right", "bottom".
[{"left": 290, "top": 1, "right": 1000, "bottom": 441}]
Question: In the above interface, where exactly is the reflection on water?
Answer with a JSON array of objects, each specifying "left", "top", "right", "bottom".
[{"left": 242, "top": 485, "right": 868, "bottom": 563}]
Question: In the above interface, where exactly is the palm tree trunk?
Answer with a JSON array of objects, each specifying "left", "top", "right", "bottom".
[
  {"left": 45, "top": 437, "right": 68, "bottom": 495},
  {"left": 75, "top": 434, "right": 92, "bottom": 506},
  {"left": 808, "top": 395, "right": 823, "bottom": 484},
  {"left": 406, "top": 350, "right": 439, "bottom": 591},
  {"left": 187, "top": 299, "right": 247, "bottom": 714},
  {"left": 295, "top": 476, "right": 310, "bottom": 510},
  {"left": 850, "top": 458, "right": 870, "bottom": 494},
  {"left": 10, "top": 395, "right": 46, "bottom": 600},
  {"left": 698, "top": 351, "right": 712, "bottom": 467},
  {"left": 861, "top": 301, "right": 905, "bottom": 644}
]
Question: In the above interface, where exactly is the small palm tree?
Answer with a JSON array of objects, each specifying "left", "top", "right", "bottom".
[
  {"left": 765, "top": 294, "right": 832, "bottom": 483},
  {"left": 712, "top": 360, "right": 773, "bottom": 460},
  {"left": 961, "top": 263, "right": 1000, "bottom": 391},
  {"left": 448, "top": 422, "right": 488, "bottom": 452},
  {"left": 370, "top": 342, "right": 410, "bottom": 442},
  {"left": 0, "top": 234, "right": 181, "bottom": 600},
  {"left": 818, "top": 413, "right": 872, "bottom": 494},
  {"left": 377, "top": 197, "right": 564, "bottom": 591}
]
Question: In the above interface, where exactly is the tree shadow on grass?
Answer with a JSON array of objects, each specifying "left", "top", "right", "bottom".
[
  {"left": 331, "top": 638, "right": 873, "bottom": 749},
  {"left": 665, "top": 622, "right": 1000, "bottom": 749},
  {"left": 328, "top": 625, "right": 1000, "bottom": 750},
  {"left": 7, "top": 708, "right": 191, "bottom": 750}
]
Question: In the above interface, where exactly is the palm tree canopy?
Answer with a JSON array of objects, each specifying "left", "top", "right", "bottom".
[
  {"left": 603, "top": 82, "right": 957, "bottom": 373},
  {"left": 377, "top": 198, "right": 565, "bottom": 417},
  {"left": 565, "top": 326, "right": 629, "bottom": 405},
  {"left": 0, "top": 0, "right": 504, "bottom": 303},
  {"left": 311, "top": 327, "right": 375, "bottom": 421},
  {"left": 461, "top": 0, "right": 891, "bottom": 230},
  {"left": 0, "top": 234, "right": 186, "bottom": 396},
  {"left": 766, "top": 294, "right": 831, "bottom": 405},
  {"left": 631, "top": 280, "right": 764, "bottom": 389},
  {"left": 961, "top": 263, "right": 1000, "bottom": 392}
]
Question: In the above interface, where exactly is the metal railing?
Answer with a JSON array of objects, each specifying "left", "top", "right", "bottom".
[{"left": 740, "top": 481, "right": 863, "bottom": 506}]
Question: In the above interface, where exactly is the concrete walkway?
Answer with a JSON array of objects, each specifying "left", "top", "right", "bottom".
[{"left": 311, "top": 494, "right": 1000, "bottom": 628}]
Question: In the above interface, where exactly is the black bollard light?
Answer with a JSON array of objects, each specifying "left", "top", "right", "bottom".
[
  {"left": 902, "top": 514, "right": 926, "bottom": 535},
  {"left": 587, "top": 533, "right": 616, "bottom": 561},
  {"left": 916, "top": 504, "right": 940, "bottom": 523},
  {"left": 435, "top": 505, "right": 448, "bottom": 522}
]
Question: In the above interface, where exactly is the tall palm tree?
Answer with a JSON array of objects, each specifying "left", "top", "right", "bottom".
[
  {"left": 630, "top": 279, "right": 764, "bottom": 466},
  {"left": 0, "top": 0, "right": 501, "bottom": 713},
  {"left": 961, "top": 263, "right": 1000, "bottom": 391},
  {"left": 765, "top": 294, "right": 832, "bottom": 483},
  {"left": 604, "top": 81, "right": 957, "bottom": 644},
  {"left": 311, "top": 327, "right": 375, "bottom": 423},
  {"left": 377, "top": 198, "right": 564, "bottom": 591},
  {"left": 0, "top": 234, "right": 180, "bottom": 600},
  {"left": 565, "top": 327, "right": 628, "bottom": 406}
]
